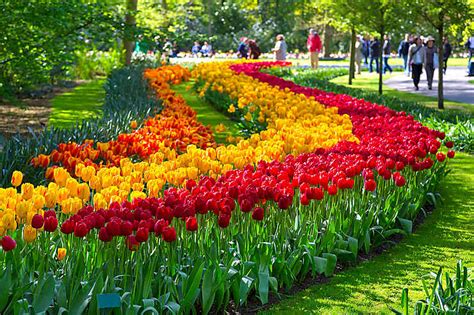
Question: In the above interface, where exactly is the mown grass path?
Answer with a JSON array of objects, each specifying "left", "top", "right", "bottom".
[
  {"left": 49, "top": 79, "right": 105, "bottom": 129},
  {"left": 262, "top": 154, "right": 473, "bottom": 314},
  {"left": 172, "top": 81, "right": 240, "bottom": 143}
]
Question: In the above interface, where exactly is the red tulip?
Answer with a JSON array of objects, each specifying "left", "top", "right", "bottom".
[
  {"left": 1, "top": 236, "right": 16, "bottom": 252},
  {"left": 185, "top": 217, "right": 198, "bottom": 231},
  {"left": 120, "top": 221, "right": 134, "bottom": 236},
  {"left": 327, "top": 185, "right": 338, "bottom": 196},
  {"left": 447, "top": 150, "right": 455, "bottom": 158},
  {"left": 126, "top": 235, "right": 139, "bottom": 251},
  {"left": 252, "top": 207, "right": 264, "bottom": 221},
  {"left": 135, "top": 227, "right": 149, "bottom": 243},
  {"left": 44, "top": 216, "right": 58, "bottom": 232},
  {"left": 154, "top": 219, "right": 168, "bottom": 236},
  {"left": 74, "top": 222, "right": 89, "bottom": 238},
  {"left": 364, "top": 179, "right": 376, "bottom": 192},
  {"left": 436, "top": 153, "right": 446, "bottom": 162},
  {"left": 106, "top": 220, "right": 121, "bottom": 237},
  {"left": 99, "top": 227, "right": 112, "bottom": 242},
  {"left": 44, "top": 210, "right": 56, "bottom": 218},
  {"left": 31, "top": 214, "right": 44, "bottom": 229},
  {"left": 218, "top": 214, "right": 230, "bottom": 228},
  {"left": 162, "top": 226, "right": 177, "bottom": 242},
  {"left": 60, "top": 220, "right": 76, "bottom": 234},
  {"left": 445, "top": 141, "right": 454, "bottom": 148}
]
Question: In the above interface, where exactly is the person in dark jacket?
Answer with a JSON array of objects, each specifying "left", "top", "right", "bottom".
[
  {"left": 248, "top": 39, "right": 261, "bottom": 59},
  {"left": 441, "top": 37, "right": 452, "bottom": 74},
  {"left": 369, "top": 37, "right": 380, "bottom": 73},
  {"left": 237, "top": 37, "right": 249, "bottom": 59},
  {"left": 424, "top": 36, "right": 437, "bottom": 90},
  {"left": 398, "top": 34, "right": 411, "bottom": 76},
  {"left": 362, "top": 35, "right": 370, "bottom": 64},
  {"left": 382, "top": 34, "right": 393, "bottom": 74}
]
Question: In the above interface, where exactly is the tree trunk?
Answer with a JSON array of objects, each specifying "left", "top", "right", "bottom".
[
  {"left": 322, "top": 24, "right": 333, "bottom": 58},
  {"left": 124, "top": 0, "right": 138, "bottom": 65},
  {"left": 437, "top": 26, "right": 444, "bottom": 109},
  {"left": 379, "top": 33, "right": 384, "bottom": 95},
  {"left": 349, "top": 27, "right": 356, "bottom": 85}
]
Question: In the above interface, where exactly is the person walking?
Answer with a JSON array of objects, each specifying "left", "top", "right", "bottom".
[
  {"left": 307, "top": 29, "right": 322, "bottom": 69},
  {"left": 369, "top": 37, "right": 380, "bottom": 73},
  {"left": 382, "top": 34, "right": 393, "bottom": 74},
  {"left": 237, "top": 37, "right": 248, "bottom": 59},
  {"left": 362, "top": 35, "right": 370, "bottom": 65},
  {"left": 424, "top": 36, "right": 437, "bottom": 90},
  {"left": 442, "top": 37, "right": 452, "bottom": 74},
  {"left": 272, "top": 34, "right": 287, "bottom": 61},
  {"left": 398, "top": 34, "right": 411, "bottom": 76},
  {"left": 408, "top": 36, "right": 425, "bottom": 91},
  {"left": 354, "top": 35, "right": 363, "bottom": 74},
  {"left": 248, "top": 39, "right": 261, "bottom": 59},
  {"left": 465, "top": 35, "right": 474, "bottom": 72}
]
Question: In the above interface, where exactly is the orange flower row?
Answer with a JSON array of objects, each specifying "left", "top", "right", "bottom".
[{"left": 31, "top": 65, "right": 216, "bottom": 175}]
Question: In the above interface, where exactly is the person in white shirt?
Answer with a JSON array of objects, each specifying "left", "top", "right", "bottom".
[
  {"left": 408, "top": 36, "right": 425, "bottom": 90},
  {"left": 272, "top": 34, "right": 287, "bottom": 61}
]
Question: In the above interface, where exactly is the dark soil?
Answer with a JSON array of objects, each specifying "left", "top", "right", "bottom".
[{"left": 0, "top": 82, "right": 83, "bottom": 138}]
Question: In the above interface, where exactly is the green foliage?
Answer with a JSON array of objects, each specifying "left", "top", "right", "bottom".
[
  {"left": 137, "top": 0, "right": 320, "bottom": 52},
  {"left": 0, "top": 0, "right": 121, "bottom": 96},
  {"left": 0, "top": 66, "right": 162, "bottom": 187},
  {"left": 70, "top": 46, "right": 122, "bottom": 80},
  {"left": 394, "top": 261, "right": 473, "bottom": 314},
  {"left": 267, "top": 67, "right": 474, "bottom": 153}
]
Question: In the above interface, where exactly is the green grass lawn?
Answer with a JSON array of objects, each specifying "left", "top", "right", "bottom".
[
  {"left": 172, "top": 81, "right": 240, "bottom": 143},
  {"left": 48, "top": 79, "right": 105, "bottom": 129},
  {"left": 331, "top": 72, "right": 474, "bottom": 114},
  {"left": 263, "top": 152, "right": 474, "bottom": 314}
]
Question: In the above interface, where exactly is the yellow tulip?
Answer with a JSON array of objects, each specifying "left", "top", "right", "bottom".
[
  {"left": 11, "top": 170, "right": 23, "bottom": 187},
  {"left": 23, "top": 225, "right": 37, "bottom": 243},
  {"left": 57, "top": 248, "right": 67, "bottom": 261}
]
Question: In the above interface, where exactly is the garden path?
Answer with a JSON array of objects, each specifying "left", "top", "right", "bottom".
[{"left": 384, "top": 67, "right": 474, "bottom": 105}]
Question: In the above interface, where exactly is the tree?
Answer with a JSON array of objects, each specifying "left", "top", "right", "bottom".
[
  {"left": 124, "top": 0, "right": 138, "bottom": 65},
  {"left": 322, "top": 0, "right": 365, "bottom": 85},
  {"left": 407, "top": 0, "right": 473, "bottom": 109},
  {"left": 0, "top": 0, "right": 120, "bottom": 96}
]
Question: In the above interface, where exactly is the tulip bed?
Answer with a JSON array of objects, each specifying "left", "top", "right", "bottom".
[{"left": 0, "top": 61, "right": 456, "bottom": 314}]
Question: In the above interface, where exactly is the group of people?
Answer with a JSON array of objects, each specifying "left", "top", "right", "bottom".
[
  {"left": 352, "top": 33, "right": 459, "bottom": 91},
  {"left": 353, "top": 35, "right": 394, "bottom": 75},
  {"left": 237, "top": 35, "right": 289, "bottom": 61},
  {"left": 191, "top": 41, "right": 214, "bottom": 57},
  {"left": 237, "top": 37, "right": 262, "bottom": 59}
]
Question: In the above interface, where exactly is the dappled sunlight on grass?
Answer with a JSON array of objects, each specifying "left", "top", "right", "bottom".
[
  {"left": 263, "top": 153, "right": 474, "bottom": 314},
  {"left": 48, "top": 79, "right": 105, "bottom": 129},
  {"left": 172, "top": 81, "right": 240, "bottom": 143}
]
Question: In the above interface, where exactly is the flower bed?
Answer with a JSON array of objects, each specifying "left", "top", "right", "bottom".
[{"left": 0, "top": 61, "right": 455, "bottom": 313}]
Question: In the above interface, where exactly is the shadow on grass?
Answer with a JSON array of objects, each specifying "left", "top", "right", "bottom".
[
  {"left": 262, "top": 153, "right": 474, "bottom": 314},
  {"left": 48, "top": 79, "right": 105, "bottom": 129}
]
